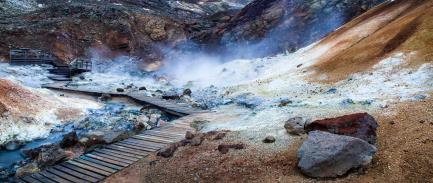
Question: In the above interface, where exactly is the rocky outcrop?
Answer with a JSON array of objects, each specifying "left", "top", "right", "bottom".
[
  {"left": 0, "top": 2, "right": 186, "bottom": 66},
  {"left": 305, "top": 113, "right": 378, "bottom": 144},
  {"left": 0, "top": 0, "right": 249, "bottom": 66},
  {"left": 192, "top": 0, "right": 385, "bottom": 57},
  {"left": 298, "top": 131, "right": 377, "bottom": 178}
]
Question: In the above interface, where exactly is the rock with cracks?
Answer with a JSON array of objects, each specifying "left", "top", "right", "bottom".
[{"left": 297, "top": 131, "right": 377, "bottom": 178}]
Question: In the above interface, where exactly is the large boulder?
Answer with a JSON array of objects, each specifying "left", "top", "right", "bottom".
[
  {"left": 298, "top": 131, "right": 377, "bottom": 178},
  {"left": 305, "top": 113, "right": 378, "bottom": 144}
]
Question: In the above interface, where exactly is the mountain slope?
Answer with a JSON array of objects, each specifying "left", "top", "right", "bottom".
[{"left": 309, "top": 0, "right": 433, "bottom": 82}]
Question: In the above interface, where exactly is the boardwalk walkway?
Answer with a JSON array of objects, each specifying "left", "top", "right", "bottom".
[
  {"left": 16, "top": 117, "right": 196, "bottom": 183},
  {"left": 15, "top": 82, "right": 207, "bottom": 182},
  {"left": 42, "top": 82, "right": 206, "bottom": 116}
]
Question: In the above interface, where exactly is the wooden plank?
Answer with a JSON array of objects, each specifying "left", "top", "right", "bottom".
[
  {"left": 142, "top": 130, "right": 185, "bottom": 137},
  {"left": 85, "top": 153, "right": 130, "bottom": 167},
  {"left": 79, "top": 156, "right": 124, "bottom": 170},
  {"left": 66, "top": 161, "right": 111, "bottom": 176},
  {"left": 14, "top": 178, "right": 26, "bottom": 183},
  {"left": 107, "top": 144, "right": 150, "bottom": 155},
  {"left": 143, "top": 133, "right": 183, "bottom": 141},
  {"left": 20, "top": 176, "right": 42, "bottom": 183},
  {"left": 114, "top": 142, "right": 157, "bottom": 152},
  {"left": 90, "top": 152, "right": 134, "bottom": 164},
  {"left": 39, "top": 171, "right": 73, "bottom": 183},
  {"left": 94, "top": 149, "right": 141, "bottom": 160},
  {"left": 131, "top": 136, "right": 173, "bottom": 144},
  {"left": 94, "top": 150, "right": 139, "bottom": 162},
  {"left": 31, "top": 173, "right": 57, "bottom": 183},
  {"left": 46, "top": 168, "right": 89, "bottom": 183},
  {"left": 133, "top": 135, "right": 175, "bottom": 143},
  {"left": 73, "top": 159, "right": 117, "bottom": 173},
  {"left": 123, "top": 139, "right": 166, "bottom": 148},
  {"left": 53, "top": 165, "right": 100, "bottom": 183},
  {"left": 119, "top": 141, "right": 161, "bottom": 151},
  {"left": 141, "top": 131, "right": 184, "bottom": 139},
  {"left": 120, "top": 141, "right": 162, "bottom": 151},
  {"left": 60, "top": 163, "right": 105, "bottom": 180}
]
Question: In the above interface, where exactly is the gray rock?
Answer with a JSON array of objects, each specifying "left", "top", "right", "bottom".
[
  {"left": 185, "top": 131, "right": 195, "bottom": 140},
  {"left": 82, "top": 130, "right": 129, "bottom": 146},
  {"left": 15, "top": 163, "right": 40, "bottom": 177},
  {"left": 139, "top": 86, "right": 147, "bottom": 91},
  {"left": 190, "top": 134, "right": 205, "bottom": 146},
  {"left": 298, "top": 131, "right": 377, "bottom": 178},
  {"left": 36, "top": 144, "right": 66, "bottom": 166},
  {"left": 263, "top": 136, "right": 276, "bottom": 143},
  {"left": 157, "top": 143, "right": 177, "bottom": 158},
  {"left": 284, "top": 117, "right": 307, "bottom": 135}
]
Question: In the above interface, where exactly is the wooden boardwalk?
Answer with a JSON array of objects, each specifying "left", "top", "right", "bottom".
[
  {"left": 42, "top": 82, "right": 206, "bottom": 116},
  {"left": 14, "top": 82, "right": 208, "bottom": 182},
  {"left": 16, "top": 118, "right": 195, "bottom": 183}
]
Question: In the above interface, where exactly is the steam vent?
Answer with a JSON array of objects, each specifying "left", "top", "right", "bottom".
[{"left": 1, "top": 0, "right": 433, "bottom": 182}]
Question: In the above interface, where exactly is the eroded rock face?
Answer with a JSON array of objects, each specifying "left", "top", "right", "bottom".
[
  {"left": 193, "top": 0, "right": 385, "bottom": 57},
  {"left": 0, "top": 2, "right": 186, "bottom": 64},
  {"left": 305, "top": 113, "right": 378, "bottom": 144},
  {"left": 297, "top": 131, "right": 377, "bottom": 178}
]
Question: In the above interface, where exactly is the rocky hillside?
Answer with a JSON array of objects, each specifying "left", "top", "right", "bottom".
[
  {"left": 192, "top": 0, "right": 385, "bottom": 57},
  {"left": 310, "top": 0, "right": 433, "bottom": 82},
  {"left": 0, "top": 0, "right": 247, "bottom": 67},
  {"left": 0, "top": 0, "right": 385, "bottom": 66}
]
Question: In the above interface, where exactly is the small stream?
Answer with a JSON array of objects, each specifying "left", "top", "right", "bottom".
[
  {"left": 0, "top": 98, "right": 178, "bottom": 180},
  {"left": 0, "top": 124, "right": 74, "bottom": 169}
]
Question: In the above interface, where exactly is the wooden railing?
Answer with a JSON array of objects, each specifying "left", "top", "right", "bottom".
[
  {"left": 70, "top": 59, "right": 92, "bottom": 71},
  {"left": 9, "top": 48, "right": 54, "bottom": 65}
]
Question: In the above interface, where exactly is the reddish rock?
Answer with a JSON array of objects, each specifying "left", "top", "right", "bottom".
[
  {"left": 305, "top": 113, "right": 378, "bottom": 144},
  {"left": 217, "top": 143, "right": 245, "bottom": 154}
]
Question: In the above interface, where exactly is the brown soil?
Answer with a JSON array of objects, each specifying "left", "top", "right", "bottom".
[
  {"left": 104, "top": 95, "right": 433, "bottom": 183},
  {"left": 309, "top": 0, "right": 433, "bottom": 83},
  {"left": 0, "top": 79, "right": 49, "bottom": 116}
]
